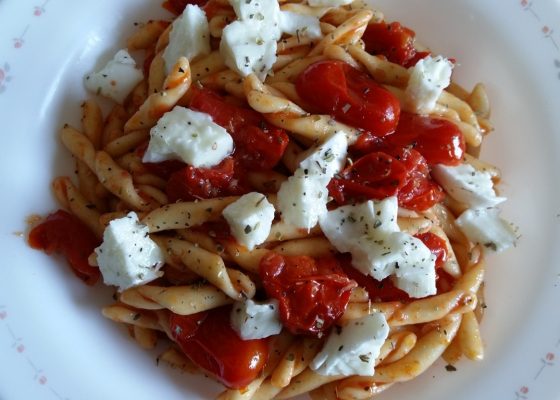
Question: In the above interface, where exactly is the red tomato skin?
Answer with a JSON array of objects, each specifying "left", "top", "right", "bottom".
[
  {"left": 415, "top": 232, "right": 448, "bottom": 269},
  {"left": 169, "top": 307, "right": 269, "bottom": 389},
  {"left": 260, "top": 253, "right": 356, "bottom": 336},
  {"left": 387, "top": 112, "right": 465, "bottom": 166},
  {"left": 28, "top": 210, "right": 101, "bottom": 285},
  {"left": 362, "top": 21, "right": 429, "bottom": 68},
  {"left": 295, "top": 60, "right": 401, "bottom": 136},
  {"left": 189, "top": 87, "right": 289, "bottom": 170},
  {"left": 165, "top": 157, "right": 250, "bottom": 202}
]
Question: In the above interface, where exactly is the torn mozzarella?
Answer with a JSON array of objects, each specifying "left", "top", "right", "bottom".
[
  {"left": 163, "top": 4, "right": 211, "bottom": 73},
  {"left": 230, "top": 299, "right": 283, "bottom": 340},
  {"left": 456, "top": 207, "right": 517, "bottom": 253},
  {"left": 95, "top": 212, "right": 165, "bottom": 291},
  {"left": 142, "top": 106, "right": 233, "bottom": 168},
  {"left": 431, "top": 163, "right": 506, "bottom": 208},
  {"left": 84, "top": 49, "right": 143, "bottom": 104},
  {"left": 311, "top": 313, "right": 389, "bottom": 376},
  {"left": 222, "top": 192, "right": 275, "bottom": 250},
  {"left": 405, "top": 55, "right": 453, "bottom": 114},
  {"left": 279, "top": 11, "right": 322, "bottom": 39}
]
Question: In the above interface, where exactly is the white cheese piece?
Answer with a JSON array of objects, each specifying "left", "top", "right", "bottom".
[
  {"left": 279, "top": 11, "right": 323, "bottom": 39},
  {"left": 229, "top": 0, "right": 281, "bottom": 28},
  {"left": 456, "top": 207, "right": 517, "bottom": 253},
  {"left": 277, "top": 171, "right": 329, "bottom": 230},
  {"left": 230, "top": 299, "right": 283, "bottom": 340},
  {"left": 298, "top": 131, "right": 348, "bottom": 178},
  {"left": 95, "top": 212, "right": 165, "bottom": 291},
  {"left": 319, "top": 197, "right": 437, "bottom": 298},
  {"left": 405, "top": 55, "right": 453, "bottom": 114},
  {"left": 222, "top": 192, "right": 276, "bottom": 250},
  {"left": 311, "top": 313, "right": 389, "bottom": 376},
  {"left": 84, "top": 49, "right": 143, "bottom": 104},
  {"left": 163, "top": 4, "right": 211, "bottom": 74},
  {"left": 431, "top": 163, "right": 506, "bottom": 208},
  {"left": 308, "top": 0, "right": 353, "bottom": 7},
  {"left": 142, "top": 106, "right": 233, "bottom": 167},
  {"left": 220, "top": 20, "right": 278, "bottom": 81}
]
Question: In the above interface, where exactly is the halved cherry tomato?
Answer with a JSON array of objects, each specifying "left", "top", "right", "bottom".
[
  {"left": 351, "top": 113, "right": 465, "bottom": 166},
  {"left": 295, "top": 60, "right": 401, "bottom": 136},
  {"left": 415, "top": 232, "right": 448, "bottom": 269},
  {"left": 328, "top": 151, "right": 408, "bottom": 204},
  {"left": 169, "top": 306, "right": 269, "bottom": 389},
  {"left": 329, "top": 148, "right": 443, "bottom": 211},
  {"left": 362, "top": 21, "right": 430, "bottom": 68},
  {"left": 28, "top": 210, "right": 101, "bottom": 285},
  {"left": 166, "top": 157, "right": 250, "bottom": 201},
  {"left": 189, "top": 87, "right": 289, "bottom": 170},
  {"left": 387, "top": 112, "right": 465, "bottom": 166},
  {"left": 260, "top": 253, "right": 356, "bottom": 336}
]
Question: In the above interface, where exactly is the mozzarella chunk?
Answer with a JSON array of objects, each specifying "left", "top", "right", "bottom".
[
  {"left": 431, "top": 163, "right": 506, "bottom": 208},
  {"left": 95, "top": 212, "right": 165, "bottom": 291},
  {"left": 229, "top": 0, "right": 281, "bottom": 28},
  {"left": 230, "top": 299, "right": 283, "bottom": 340},
  {"left": 277, "top": 171, "right": 329, "bottom": 230},
  {"left": 163, "top": 5, "right": 210, "bottom": 74},
  {"left": 311, "top": 313, "right": 389, "bottom": 376},
  {"left": 299, "top": 131, "right": 348, "bottom": 178},
  {"left": 222, "top": 192, "right": 275, "bottom": 250},
  {"left": 320, "top": 197, "right": 437, "bottom": 298},
  {"left": 456, "top": 207, "right": 517, "bottom": 253},
  {"left": 279, "top": 11, "right": 322, "bottom": 39},
  {"left": 308, "top": 0, "right": 353, "bottom": 7},
  {"left": 220, "top": 20, "right": 278, "bottom": 81},
  {"left": 405, "top": 55, "right": 453, "bottom": 114},
  {"left": 142, "top": 106, "right": 233, "bottom": 167},
  {"left": 84, "top": 49, "right": 143, "bottom": 104}
]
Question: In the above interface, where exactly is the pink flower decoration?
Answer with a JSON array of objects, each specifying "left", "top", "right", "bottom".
[
  {"left": 546, "top": 352, "right": 555, "bottom": 361},
  {"left": 0, "top": 310, "right": 6, "bottom": 319},
  {"left": 520, "top": 386, "right": 529, "bottom": 394},
  {"left": 13, "top": 38, "right": 23, "bottom": 49},
  {"left": 33, "top": 6, "right": 45, "bottom": 16},
  {"left": 38, "top": 376, "right": 47, "bottom": 385},
  {"left": 521, "top": 0, "right": 528, "bottom": 6},
  {"left": 542, "top": 26, "right": 550, "bottom": 34},
  {"left": 16, "top": 344, "right": 25, "bottom": 353}
]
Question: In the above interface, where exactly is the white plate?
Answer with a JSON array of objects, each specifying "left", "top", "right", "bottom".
[{"left": 1, "top": 0, "right": 559, "bottom": 399}]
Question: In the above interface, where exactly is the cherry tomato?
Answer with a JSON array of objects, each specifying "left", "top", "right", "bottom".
[
  {"left": 415, "top": 232, "right": 448, "bottom": 269},
  {"left": 394, "top": 148, "right": 445, "bottom": 211},
  {"left": 351, "top": 113, "right": 465, "bottom": 166},
  {"left": 328, "top": 152, "right": 408, "bottom": 204},
  {"left": 189, "top": 87, "right": 289, "bottom": 170},
  {"left": 166, "top": 157, "right": 250, "bottom": 202},
  {"left": 329, "top": 148, "right": 443, "bottom": 211},
  {"left": 169, "top": 306, "right": 269, "bottom": 389},
  {"left": 387, "top": 112, "right": 465, "bottom": 166},
  {"left": 260, "top": 253, "right": 356, "bottom": 336},
  {"left": 295, "top": 60, "right": 401, "bottom": 136},
  {"left": 28, "top": 210, "right": 101, "bottom": 285},
  {"left": 362, "top": 21, "right": 430, "bottom": 68}
]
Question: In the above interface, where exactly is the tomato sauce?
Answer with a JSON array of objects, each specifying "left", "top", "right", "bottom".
[{"left": 28, "top": 210, "right": 101, "bottom": 285}]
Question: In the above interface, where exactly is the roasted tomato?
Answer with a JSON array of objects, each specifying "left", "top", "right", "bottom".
[
  {"left": 295, "top": 60, "right": 401, "bottom": 136},
  {"left": 28, "top": 210, "right": 101, "bottom": 285},
  {"left": 260, "top": 253, "right": 356, "bottom": 336},
  {"left": 189, "top": 87, "right": 289, "bottom": 170},
  {"left": 328, "top": 148, "right": 444, "bottom": 211},
  {"left": 169, "top": 306, "right": 269, "bottom": 389},
  {"left": 362, "top": 21, "right": 430, "bottom": 68}
]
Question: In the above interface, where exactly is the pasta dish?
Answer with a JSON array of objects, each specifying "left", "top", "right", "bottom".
[{"left": 28, "top": 0, "right": 517, "bottom": 398}]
